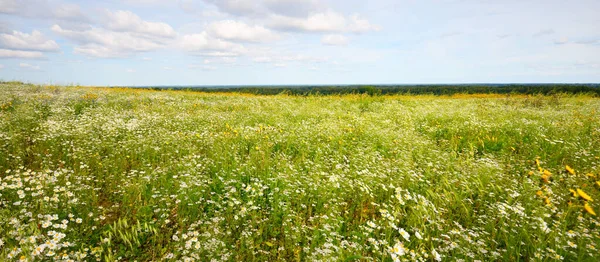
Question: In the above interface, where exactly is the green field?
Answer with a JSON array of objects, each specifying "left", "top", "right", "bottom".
[{"left": 1, "top": 83, "right": 600, "bottom": 261}]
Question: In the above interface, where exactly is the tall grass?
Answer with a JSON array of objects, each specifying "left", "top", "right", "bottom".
[{"left": 1, "top": 83, "right": 599, "bottom": 261}]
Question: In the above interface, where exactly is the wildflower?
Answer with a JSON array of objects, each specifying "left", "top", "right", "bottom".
[
  {"left": 569, "top": 189, "right": 578, "bottom": 197},
  {"left": 75, "top": 218, "right": 82, "bottom": 223},
  {"left": 577, "top": 189, "right": 593, "bottom": 201},
  {"left": 567, "top": 241, "right": 577, "bottom": 248},
  {"left": 399, "top": 228, "right": 410, "bottom": 241},
  {"left": 584, "top": 203, "right": 596, "bottom": 216},
  {"left": 541, "top": 173, "right": 551, "bottom": 183},
  {"left": 432, "top": 249, "right": 442, "bottom": 261},
  {"left": 415, "top": 231, "right": 423, "bottom": 240},
  {"left": 389, "top": 241, "right": 406, "bottom": 261},
  {"left": 566, "top": 165, "right": 576, "bottom": 175}
]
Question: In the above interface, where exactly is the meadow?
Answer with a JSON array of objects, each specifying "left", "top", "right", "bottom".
[{"left": 1, "top": 83, "right": 599, "bottom": 261}]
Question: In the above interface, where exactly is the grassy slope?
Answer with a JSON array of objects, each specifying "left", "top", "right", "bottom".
[{"left": 1, "top": 83, "right": 599, "bottom": 261}]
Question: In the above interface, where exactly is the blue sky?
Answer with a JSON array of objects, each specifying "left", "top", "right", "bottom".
[{"left": 0, "top": 0, "right": 599, "bottom": 86}]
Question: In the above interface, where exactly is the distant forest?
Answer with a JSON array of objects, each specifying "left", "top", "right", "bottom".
[{"left": 151, "top": 84, "right": 600, "bottom": 96}]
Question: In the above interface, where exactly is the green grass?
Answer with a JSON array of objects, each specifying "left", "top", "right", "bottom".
[{"left": 1, "top": 83, "right": 599, "bottom": 261}]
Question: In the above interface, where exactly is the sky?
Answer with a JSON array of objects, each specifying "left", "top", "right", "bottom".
[{"left": 0, "top": 0, "right": 599, "bottom": 86}]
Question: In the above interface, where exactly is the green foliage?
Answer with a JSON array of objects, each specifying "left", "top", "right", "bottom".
[{"left": 147, "top": 84, "right": 600, "bottom": 96}]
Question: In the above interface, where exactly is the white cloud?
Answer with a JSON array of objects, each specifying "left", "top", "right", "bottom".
[
  {"left": 0, "top": 30, "right": 60, "bottom": 52},
  {"left": 163, "top": 66, "right": 172, "bottom": 70},
  {"left": 126, "top": 68, "right": 136, "bottom": 73},
  {"left": 19, "top": 63, "right": 41, "bottom": 70},
  {"left": 0, "top": 0, "right": 90, "bottom": 25},
  {"left": 554, "top": 37, "right": 569, "bottom": 44},
  {"left": 263, "top": 0, "right": 321, "bottom": 17},
  {"left": 533, "top": 29, "right": 555, "bottom": 37},
  {"left": 180, "top": 32, "right": 246, "bottom": 55},
  {"left": 189, "top": 64, "right": 217, "bottom": 70},
  {"left": 251, "top": 52, "right": 329, "bottom": 67},
  {"left": 102, "top": 10, "right": 176, "bottom": 38},
  {"left": 52, "top": 24, "right": 167, "bottom": 58},
  {"left": 0, "top": 49, "right": 44, "bottom": 59},
  {"left": 52, "top": 3, "right": 90, "bottom": 22},
  {"left": 201, "top": 0, "right": 262, "bottom": 16},
  {"left": 268, "top": 11, "right": 380, "bottom": 33},
  {"left": 321, "top": 34, "right": 348, "bottom": 46},
  {"left": 0, "top": 0, "right": 18, "bottom": 14},
  {"left": 207, "top": 20, "right": 279, "bottom": 43},
  {"left": 201, "top": 0, "right": 321, "bottom": 18},
  {"left": 203, "top": 57, "right": 237, "bottom": 64},
  {"left": 253, "top": 56, "right": 273, "bottom": 63},
  {"left": 347, "top": 14, "right": 381, "bottom": 33}
]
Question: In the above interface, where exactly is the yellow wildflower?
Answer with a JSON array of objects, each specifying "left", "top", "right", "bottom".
[
  {"left": 577, "top": 189, "right": 593, "bottom": 201},
  {"left": 566, "top": 165, "right": 576, "bottom": 175},
  {"left": 569, "top": 189, "right": 578, "bottom": 197},
  {"left": 584, "top": 202, "right": 596, "bottom": 216}
]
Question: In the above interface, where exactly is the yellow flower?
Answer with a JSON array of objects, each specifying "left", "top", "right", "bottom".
[
  {"left": 587, "top": 173, "right": 597, "bottom": 178},
  {"left": 596, "top": 181, "right": 600, "bottom": 187},
  {"left": 584, "top": 202, "right": 596, "bottom": 216},
  {"left": 536, "top": 190, "right": 543, "bottom": 196},
  {"left": 577, "top": 189, "right": 593, "bottom": 201},
  {"left": 566, "top": 165, "right": 576, "bottom": 175},
  {"left": 569, "top": 189, "right": 578, "bottom": 197},
  {"left": 541, "top": 173, "right": 550, "bottom": 183}
]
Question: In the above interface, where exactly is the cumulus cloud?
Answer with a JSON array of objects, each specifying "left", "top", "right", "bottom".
[
  {"left": 207, "top": 20, "right": 280, "bottom": 43},
  {"left": 262, "top": 0, "right": 321, "bottom": 17},
  {"left": 52, "top": 24, "right": 167, "bottom": 58},
  {"left": 201, "top": 0, "right": 379, "bottom": 34},
  {"left": 102, "top": 10, "right": 176, "bottom": 38},
  {"left": 201, "top": 0, "right": 263, "bottom": 17},
  {"left": 202, "top": 0, "right": 321, "bottom": 18},
  {"left": 19, "top": 62, "right": 41, "bottom": 70},
  {"left": 0, "top": 0, "right": 19, "bottom": 14},
  {"left": 180, "top": 32, "right": 246, "bottom": 55},
  {"left": 268, "top": 11, "right": 380, "bottom": 33},
  {"left": 52, "top": 3, "right": 90, "bottom": 23},
  {"left": 321, "top": 34, "right": 348, "bottom": 46},
  {"left": 1, "top": 0, "right": 90, "bottom": 24},
  {"left": 0, "top": 30, "right": 60, "bottom": 52},
  {"left": 0, "top": 49, "right": 44, "bottom": 59}
]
